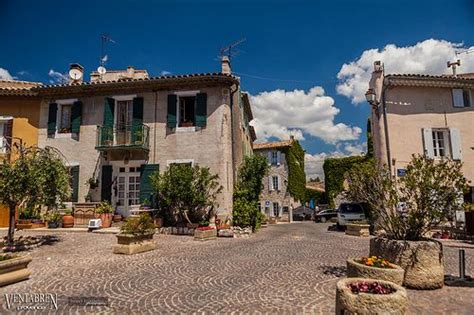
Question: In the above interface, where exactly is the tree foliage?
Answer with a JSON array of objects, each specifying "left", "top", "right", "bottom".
[
  {"left": 285, "top": 140, "right": 306, "bottom": 201},
  {"left": 150, "top": 164, "right": 223, "bottom": 225},
  {"left": 0, "top": 144, "right": 71, "bottom": 245},
  {"left": 233, "top": 154, "right": 269, "bottom": 230},
  {"left": 346, "top": 155, "right": 467, "bottom": 240}
]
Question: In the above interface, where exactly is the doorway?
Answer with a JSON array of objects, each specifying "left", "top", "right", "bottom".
[{"left": 115, "top": 166, "right": 141, "bottom": 217}]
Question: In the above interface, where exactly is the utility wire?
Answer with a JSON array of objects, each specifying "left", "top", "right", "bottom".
[{"left": 233, "top": 71, "right": 339, "bottom": 85}]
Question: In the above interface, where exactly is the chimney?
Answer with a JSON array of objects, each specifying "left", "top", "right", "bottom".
[
  {"left": 126, "top": 66, "right": 135, "bottom": 78},
  {"left": 373, "top": 61, "right": 383, "bottom": 72},
  {"left": 221, "top": 56, "right": 231, "bottom": 75}
]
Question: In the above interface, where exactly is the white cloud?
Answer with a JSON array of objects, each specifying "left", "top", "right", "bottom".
[
  {"left": 48, "top": 69, "right": 69, "bottom": 84},
  {"left": 160, "top": 70, "right": 172, "bottom": 76},
  {"left": 304, "top": 142, "right": 366, "bottom": 180},
  {"left": 250, "top": 87, "right": 361, "bottom": 144},
  {"left": 337, "top": 39, "right": 474, "bottom": 104},
  {"left": 0, "top": 68, "right": 13, "bottom": 80}
]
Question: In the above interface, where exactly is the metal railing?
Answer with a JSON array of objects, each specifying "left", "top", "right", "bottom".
[{"left": 96, "top": 123, "right": 150, "bottom": 150}]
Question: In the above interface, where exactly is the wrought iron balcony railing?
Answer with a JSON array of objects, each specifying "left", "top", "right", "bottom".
[{"left": 95, "top": 123, "right": 150, "bottom": 151}]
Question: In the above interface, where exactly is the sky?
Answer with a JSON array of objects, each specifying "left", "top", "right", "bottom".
[{"left": 1, "top": 0, "right": 474, "bottom": 179}]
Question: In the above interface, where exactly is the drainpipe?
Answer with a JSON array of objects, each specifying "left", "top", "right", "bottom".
[
  {"left": 381, "top": 83, "right": 392, "bottom": 176},
  {"left": 153, "top": 91, "right": 158, "bottom": 164}
]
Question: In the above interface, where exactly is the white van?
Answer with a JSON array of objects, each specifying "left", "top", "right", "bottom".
[{"left": 337, "top": 203, "right": 366, "bottom": 227}]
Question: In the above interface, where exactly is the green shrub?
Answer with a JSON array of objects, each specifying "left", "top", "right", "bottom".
[
  {"left": 96, "top": 201, "right": 114, "bottom": 214},
  {"left": 120, "top": 214, "right": 155, "bottom": 235}
]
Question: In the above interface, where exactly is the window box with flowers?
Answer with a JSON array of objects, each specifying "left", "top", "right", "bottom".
[
  {"left": 194, "top": 225, "right": 217, "bottom": 241},
  {"left": 347, "top": 256, "right": 404, "bottom": 285},
  {"left": 336, "top": 278, "right": 407, "bottom": 315}
]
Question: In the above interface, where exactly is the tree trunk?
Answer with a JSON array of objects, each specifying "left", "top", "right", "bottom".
[{"left": 7, "top": 204, "right": 16, "bottom": 246}]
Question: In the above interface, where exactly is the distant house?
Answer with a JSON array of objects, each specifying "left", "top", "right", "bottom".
[
  {"left": 30, "top": 57, "right": 255, "bottom": 220},
  {"left": 253, "top": 137, "right": 302, "bottom": 222},
  {"left": 367, "top": 61, "right": 474, "bottom": 202}
]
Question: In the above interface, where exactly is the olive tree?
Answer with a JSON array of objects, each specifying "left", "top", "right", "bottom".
[
  {"left": 346, "top": 154, "right": 467, "bottom": 240},
  {"left": 151, "top": 164, "right": 223, "bottom": 225},
  {"left": 0, "top": 144, "right": 71, "bottom": 245}
]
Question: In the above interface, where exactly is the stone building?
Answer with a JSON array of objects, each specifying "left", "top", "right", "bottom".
[
  {"left": 253, "top": 138, "right": 301, "bottom": 222},
  {"left": 31, "top": 57, "right": 255, "bottom": 219},
  {"left": 367, "top": 61, "right": 474, "bottom": 201}
]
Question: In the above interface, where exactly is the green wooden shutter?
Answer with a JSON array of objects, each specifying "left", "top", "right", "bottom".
[
  {"left": 167, "top": 94, "right": 177, "bottom": 128},
  {"left": 132, "top": 97, "right": 144, "bottom": 143},
  {"left": 102, "top": 98, "right": 115, "bottom": 143},
  {"left": 139, "top": 164, "right": 159, "bottom": 204},
  {"left": 101, "top": 165, "right": 113, "bottom": 203},
  {"left": 71, "top": 101, "right": 82, "bottom": 135},
  {"left": 70, "top": 165, "right": 80, "bottom": 202},
  {"left": 47, "top": 103, "right": 58, "bottom": 137},
  {"left": 196, "top": 93, "right": 207, "bottom": 128}
]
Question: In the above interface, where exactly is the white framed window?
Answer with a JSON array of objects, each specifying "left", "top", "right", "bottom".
[
  {"left": 0, "top": 117, "right": 12, "bottom": 153},
  {"left": 272, "top": 175, "right": 279, "bottom": 191},
  {"left": 55, "top": 99, "right": 77, "bottom": 135},
  {"left": 432, "top": 130, "right": 449, "bottom": 158},
  {"left": 174, "top": 90, "right": 200, "bottom": 130},
  {"left": 452, "top": 89, "right": 471, "bottom": 108},
  {"left": 423, "top": 127, "right": 462, "bottom": 160},
  {"left": 271, "top": 151, "right": 278, "bottom": 165}
]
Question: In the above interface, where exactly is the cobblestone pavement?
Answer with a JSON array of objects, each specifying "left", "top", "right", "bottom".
[{"left": 0, "top": 223, "right": 473, "bottom": 314}]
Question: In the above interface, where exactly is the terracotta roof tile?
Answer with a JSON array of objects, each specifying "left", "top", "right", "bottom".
[{"left": 253, "top": 140, "right": 293, "bottom": 150}]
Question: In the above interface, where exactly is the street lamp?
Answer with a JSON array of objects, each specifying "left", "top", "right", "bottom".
[{"left": 365, "top": 88, "right": 377, "bottom": 106}]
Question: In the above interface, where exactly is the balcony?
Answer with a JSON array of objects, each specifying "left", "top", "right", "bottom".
[{"left": 96, "top": 123, "right": 150, "bottom": 151}]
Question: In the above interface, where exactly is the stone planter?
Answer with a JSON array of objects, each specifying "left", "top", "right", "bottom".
[
  {"left": 194, "top": 228, "right": 217, "bottom": 241},
  {"left": 370, "top": 237, "right": 444, "bottom": 289},
  {"left": 346, "top": 223, "right": 370, "bottom": 237},
  {"left": 347, "top": 258, "right": 404, "bottom": 285},
  {"left": 336, "top": 278, "right": 407, "bottom": 314},
  {"left": 113, "top": 233, "right": 156, "bottom": 255},
  {"left": 0, "top": 255, "right": 32, "bottom": 287}
]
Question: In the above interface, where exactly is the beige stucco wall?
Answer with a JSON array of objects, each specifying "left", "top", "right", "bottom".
[
  {"left": 371, "top": 84, "right": 474, "bottom": 184},
  {"left": 38, "top": 86, "right": 237, "bottom": 216}
]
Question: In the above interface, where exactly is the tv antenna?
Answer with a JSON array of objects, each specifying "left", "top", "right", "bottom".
[
  {"left": 220, "top": 38, "right": 246, "bottom": 61},
  {"left": 100, "top": 34, "right": 115, "bottom": 67}
]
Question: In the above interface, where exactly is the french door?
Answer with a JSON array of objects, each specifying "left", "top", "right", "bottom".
[
  {"left": 116, "top": 100, "right": 133, "bottom": 145},
  {"left": 116, "top": 167, "right": 141, "bottom": 216}
]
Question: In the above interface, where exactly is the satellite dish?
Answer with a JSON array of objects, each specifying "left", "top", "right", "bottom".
[
  {"left": 69, "top": 68, "right": 83, "bottom": 81},
  {"left": 97, "top": 66, "right": 107, "bottom": 75}
]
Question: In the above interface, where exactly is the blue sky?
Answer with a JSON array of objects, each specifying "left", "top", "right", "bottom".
[{"left": 1, "top": 0, "right": 473, "bottom": 177}]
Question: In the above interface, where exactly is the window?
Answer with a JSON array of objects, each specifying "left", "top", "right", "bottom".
[
  {"left": 117, "top": 100, "right": 133, "bottom": 129},
  {"left": 283, "top": 206, "right": 289, "bottom": 213},
  {"left": 273, "top": 202, "right": 279, "bottom": 217},
  {"left": 179, "top": 96, "right": 196, "bottom": 127},
  {"left": 432, "top": 130, "right": 450, "bottom": 158},
  {"left": 0, "top": 119, "right": 12, "bottom": 153},
  {"left": 272, "top": 176, "right": 279, "bottom": 191},
  {"left": 271, "top": 151, "right": 278, "bottom": 165},
  {"left": 452, "top": 89, "right": 471, "bottom": 107},
  {"left": 59, "top": 104, "right": 72, "bottom": 133}
]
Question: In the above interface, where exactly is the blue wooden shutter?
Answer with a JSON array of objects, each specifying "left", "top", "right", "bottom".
[
  {"left": 196, "top": 93, "right": 207, "bottom": 127},
  {"left": 167, "top": 95, "right": 177, "bottom": 128},
  {"left": 47, "top": 103, "right": 58, "bottom": 137},
  {"left": 71, "top": 101, "right": 82, "bottom": 135},
  {"left": 140, "top": 164, "right": 159, "bottom": 204},
  {"left": 101, "top": 165, "right": 113, "bottom": 203},
  {"left": 132, "top": 97, "right": 144, "bottom": 143},
  {"left": 70, "top": 165, "right": 80, "bottom": 202}
]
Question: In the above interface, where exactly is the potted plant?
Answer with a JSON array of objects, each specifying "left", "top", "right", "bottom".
[
  {"left": 97, "top": 201, "right": 113, "bottom": 228},
  {"left": 346, "top": 155, "right": 467, "bottom": 289},
  {"left": 336, "top": 278, "right": 407, "bottom": 314},
  {"left": 347, "top": 256, "right": 404, "bottom": 285},
  {"left": 62, "top": 209, "right": 74, "bottom": 228},
  {"left": 194, "top": 221, "right": 217, "bottom": 241},
  {"left": 0, "top": 254, "right": 32, "bottom": 286},
  {"left": 45, "top": 211, "right": 61, "bottom": 229},
  {"left": 113, "top": 214, "right": 156, "bottom": 255},
  {"left": 86, "top": 177, "right": 99, "bottom": 190},
  {"left": 134, "top": 129, "right": 143, "bottom": 144},
  {"left": 141, "top": 199, "right": 151, "bottom": 210}
]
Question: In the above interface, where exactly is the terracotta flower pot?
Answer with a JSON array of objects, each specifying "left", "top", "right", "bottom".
[
  {"left": 113, "top": 214, "right": 123, "bottom": 223},
  {"left": 62, "top": 214, "right": 74, "bottom": 228},
  {"left": 155, "top": 218, "right": 164, "bottom": 228},
  {"left": 100, "top": 213, "right": 112, "bottom": 228}
]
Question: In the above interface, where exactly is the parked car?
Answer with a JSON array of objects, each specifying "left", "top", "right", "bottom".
[
  {"left": 337, "top": 203, "right": 366, "bottom": 227},
  {"left": 292, "top": 206, "right": 313, "bottom": 221},
  {"left": 314, "top": 209, "right": 338, "bottom": 223}
]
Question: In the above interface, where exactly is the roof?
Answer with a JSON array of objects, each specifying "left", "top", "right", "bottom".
[
  {"left": 253, "top": 139, "right": 293, "bottom": 150},
  {"left": 33, "top": 72, "right": 239, "bottom": 97},
  {"left": 0, "top": 80, "right": 43, "bottom": 97},
  {"left": 384, "top": 73, "right": 474, "bottom": 88}
]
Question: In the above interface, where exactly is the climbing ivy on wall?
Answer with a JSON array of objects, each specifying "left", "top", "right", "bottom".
[
  {"left": 285, "top": 140, "right": 306, "bottom": 202},
  {"left": 323, "top": 156, "right": 367, "bottom": 208}
]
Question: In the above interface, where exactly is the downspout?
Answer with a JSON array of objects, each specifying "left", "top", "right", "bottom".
[
  {"left": 381, "top": 82, "right": 392, "bottom": 176},
  {"left": 153, "top": 90, "right": 158, "bottom": 164}
]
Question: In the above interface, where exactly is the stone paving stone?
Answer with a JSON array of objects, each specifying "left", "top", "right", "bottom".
[{"left": 0, "top": 223, "right": 472, "bottom": 314}]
